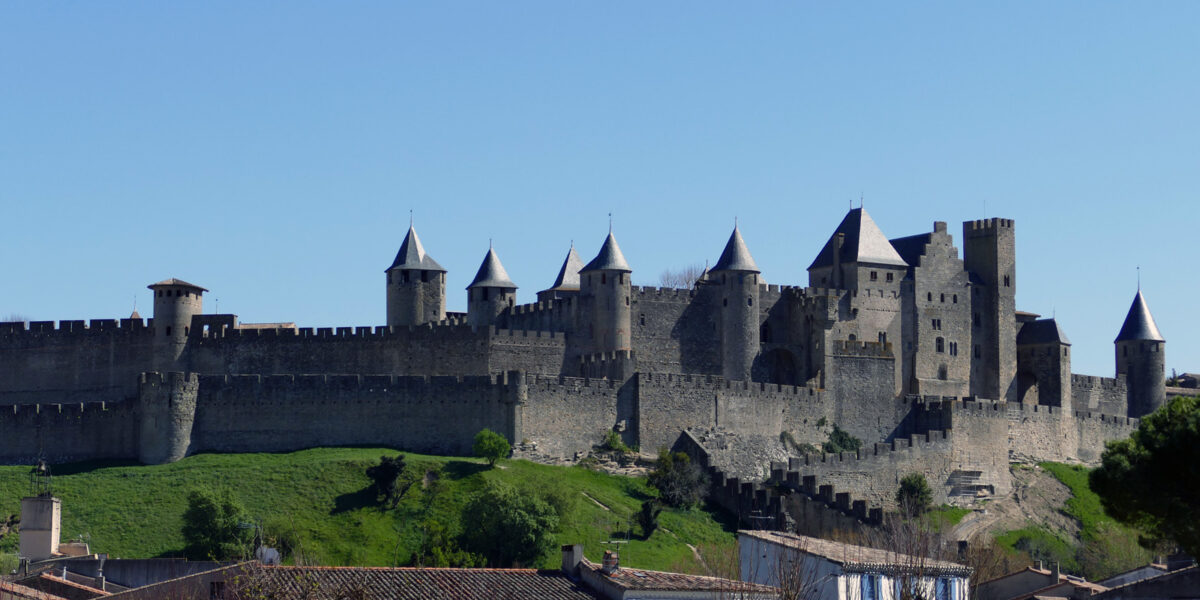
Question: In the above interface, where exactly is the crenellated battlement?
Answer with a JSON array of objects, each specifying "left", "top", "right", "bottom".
[
  {"left": 964, "top": 217, "right": 1014, "bottom": 234},
  {"left": 0, "top": 318, "right": 153, "bottom": 339},
  {"left": 630, "top": 285, "right": 697, "bottom": 304},
  {"left": 1071, "top": 374, "right": 1125, "bottom": 390},
  {"left": 636, "top": 372, "right": 822, "bottom": 401}
]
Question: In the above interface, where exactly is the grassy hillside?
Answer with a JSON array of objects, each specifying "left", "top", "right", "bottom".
[
  {"left": 995, "top": 462, "right": 1152, "bottom": 580},
  {"left": 0, "top": 449, "right": 735, "bottom": 571}
]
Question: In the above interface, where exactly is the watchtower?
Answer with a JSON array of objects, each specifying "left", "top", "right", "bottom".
[
  {"left": 711, "top": 225, "right": 761, "bottom": 381},
  {"left": 579, "top": 231, "right": 632, "bottom": 354},
  {"left": 148, "top": 278, "right": 206, "bottom": 371},
  {"left": 467, "top": 246, "right": 517, "bottom": 327},
  {"left": 1115, "top": 289, "right": 1166, "bottom": 418},
  {"left": 963, "top": 218, "right": 1017, "bottom": 402},
  {"left": 386, "top": 225, "right": 446, "bottom": 327}
]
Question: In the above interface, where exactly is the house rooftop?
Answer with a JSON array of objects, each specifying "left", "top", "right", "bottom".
[
  {"left": 579, "top": 557, "right": 778, "bottom": 595},
  {"left": 739, "top": 530, "right": 970, "bottom": 576}
]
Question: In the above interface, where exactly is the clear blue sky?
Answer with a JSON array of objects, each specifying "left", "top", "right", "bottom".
[{"left": 2, "top": 3, "right": 1196, "bottom": 378}]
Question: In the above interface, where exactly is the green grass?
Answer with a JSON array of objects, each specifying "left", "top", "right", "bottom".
[
  {"left": 0, "top": 448, "right": 734, "bottom": 571},
  {"left": 993, "top": 462, "right": 1153, "bottom": 580},
  {"left": 928, "top": 505, "right": 971, "bottom": 530}
]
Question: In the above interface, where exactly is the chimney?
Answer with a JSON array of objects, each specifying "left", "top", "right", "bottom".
[
  {"left": 561, "top": 544, "right": 583, "bottom": 579},
  {"left": 601, "top": 550, "right": 619, "bottom": 575},
  {"left": 1051, "top": 562, "right": 1060, "bottom": 582}
]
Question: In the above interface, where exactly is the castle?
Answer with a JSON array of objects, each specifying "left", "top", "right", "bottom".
[{"left": 0, "top": 209, "right": 1165, "bottom": 517}]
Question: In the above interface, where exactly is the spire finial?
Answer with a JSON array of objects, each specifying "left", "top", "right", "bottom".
[
  {"left": 734, "top": 216, "right": 738, "bottom": 229},
  {"left": 409, "top": 209, "right": 413, "bottom": 227},
  {"left": 1137, "top": 265, "right": 1141, "bottom": 291},
  {"left": 490, "top": 238, "right": 493, "bottom": 250},
  {"left": 608, "top": 212, "right": 613, "bottom": 233}
]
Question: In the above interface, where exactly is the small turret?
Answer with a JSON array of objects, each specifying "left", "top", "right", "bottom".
[
  {"left": 711, "top": 225, "right": 761, "bottom": 381},
  {"left": 537, "top": 244, "right": 584, "bottom": 303},
  {"left": 148, "top": 278, "right": 206, "bottom": 371},
  {"left": 1116, "top": 290, "right": 1166, "bottom": 417},
  {"left": 579, "top": 231, "right": 632, "bottom": 354},
  {"left": 386, "top": 225, "right": 447, "bottom": 327},
  {"left": 467, "top": 246, "right": 517, "bottom": 327}
]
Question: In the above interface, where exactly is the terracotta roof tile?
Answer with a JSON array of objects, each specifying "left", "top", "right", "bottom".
[{"left": 235, "top": 565, "right": 601, "bottom": 600}]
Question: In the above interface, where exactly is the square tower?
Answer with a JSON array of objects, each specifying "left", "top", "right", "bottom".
[{"left": 963, "top": 218, "right": 1017, "bottom": 402}]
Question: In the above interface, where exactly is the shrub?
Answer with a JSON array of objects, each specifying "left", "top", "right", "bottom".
[
  {"left": 365, "top": 454, "right": 412, "bottom": 508},
  {"left": 649, "top": 448, "right": 709, "bottom": 508},
  {"left": 637, "top": 499, "right": 663, "bottom": 538},
  {"left": 181, "top": 488, "right": 253, "bottom": 560},
  {"left": 822, "top": 425, "right": 863, "bottom": 454},
  {"left": 896, "top": 473, "right": 933, "bottom": 515},
  {"left": 473, "top": 428, "right": 511, "bottom": 466},
  {"left": 601, "top": 430, "right": 634, "bottom": 454},
  {"left": 460, "top": 480, "right": 559, "bottom": 567}
]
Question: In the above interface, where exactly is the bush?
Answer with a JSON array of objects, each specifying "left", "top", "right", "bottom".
[
  {"left": 473, "top": 429, "right": 511, "bottom": 466},
  {"left": 460, "top": 480, "right": 559, "bottom": 567},
  {"left": 601, "top": 430, "right": 634, "bottom": 454},
  {"left": 637, "top": 499, "right": 663, "bottom": 538},
  {"left": 822, "top": 425, "right": 863, "bottom": 454},
  {"left": 365, "top": 454, "right": 412, "bottom": 508},
  {"left": 896, "top": 473, "right": 933, "bottom": 515},
  {"left": 648, "top": 448, "right": 709, "bottom": 508},
  {"left": 181, "top": 488, "right": 253, "bottom": 560}
]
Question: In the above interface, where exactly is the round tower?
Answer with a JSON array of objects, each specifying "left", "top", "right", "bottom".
[
  {"left": 148, "top": 278, "right": 206, "bottom": 371},
  {"left": 711, "top": 225, "right": 761, "bottom": 382},
  {"left": 579, "top": 231, "right": 632, "bottom": 354},
  {"left": 1115, "top": 289, "right": 1166, "bottom": 418},
  {"left": 386, "top": 225, "right": 447, "bottom": 327},
  {"left": 467, "top": 246, "right": 518, "bottom": 327}
]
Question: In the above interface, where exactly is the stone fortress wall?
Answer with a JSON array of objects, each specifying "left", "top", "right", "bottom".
[{"left": 0, "top": 210, "right": 1166, "bottom": 528}]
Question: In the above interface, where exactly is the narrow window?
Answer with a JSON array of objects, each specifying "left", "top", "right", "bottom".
[
  {"left": 952, "top": 294, "right": 958, "bottom": 303},
  {"left": 936, "top": 337, "right": 944, "bottom": 353},
  {"left": 639, "top": 314, "right": 645, "bottom": 326},
  {"left": 723, "top": 298, "right": 728, "bottom": 307},
  {"left": 886, "top": 272, "right": 894, "bottom": 282},
  {"left": 927, "top": 292, "right": 933, "bottom": 302},
  {"left": 482, "top": 288, "right": 489, "bottom": 301},
  {"left": 870, "top": 271, "right": 878, "bottom": 281},
  {"left": 402, "top": 271, "right": 410, "bottom": 283},
  {"left": 619, "top": 273, "right": 624, "bottom": 284},
  {"left": 1003, "top": 275, "right": 1010, "bottom": 287},
  {"left": 165, "top": 326, "right": 172, "bottom": 336},
  {"left": 184, "top": 326, "right": 189, "bottom": 336},
  {"left": 938, "top": 365, "right": 948, "bottom": 380},
  {"left": 878, "top": 332, "right": 886, "bottom": 344},
  {"left": 974, "top": 344, "right": 981, "bottom": 357},
  {"left": 421, "top": 271, "right": 428, "bottom": 282},
  {"left": 941, "top": 293, "right": 945, "bottom": 303},
  {"left": 747, "top": 297, "right": 753, "bottom": 307},
  {"left": 602, "top": 273, "right": 607, "bottom": 285},
  {"left": 625, "top": 296, "right": 629, "bottom": 306},
  {"left": 1064, "top": 348, "right": 1068, "bottom": 357}
]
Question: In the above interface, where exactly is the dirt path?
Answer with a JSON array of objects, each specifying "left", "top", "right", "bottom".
[{"left": 580, "top": 491, "right": 612, "bottom": 511}]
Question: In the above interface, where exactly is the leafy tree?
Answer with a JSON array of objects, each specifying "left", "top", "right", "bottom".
[
  {"left": 648, "top": 448, "right": 709, "bottom": 507},
  {"left": 413, "top": 518, "right": 484, "bottom": 567},
  {"left": 365, "top": 454, "right": 412, "bottom": 508},
  {"left": 637, "top": 499, "right": 663, "bottom": 538},
  {"left": 473, "top": 428, "right": 511, "bottom": 466},
  {"left": 460, "top": 480, "right": 559, "bottom": 567},
  {"left": 822, "top": 424, "right": 863, "bottom": 454},
  {"left": 1090, "top": 395, "right": 1200, "bottom": 557},
  {"left": 181, "top": 488, "right": 253, "bottom": 560},
  {"left": 896, "top": 472, "right": 933, "bottom": 515}
]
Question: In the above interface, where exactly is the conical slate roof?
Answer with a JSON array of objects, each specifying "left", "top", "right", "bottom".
[
  {"left": 1115, "top": 290, "right": 1164, "bottom": 342},
  {"left": 467, "top": 247, "right": 517, "bottom": 289},
  {"left": 711, "top": 226, "right": 760, "bottom": 273},
  {"left": 808, "top": 208, "right": 908, "bottom": 270},
  {"left": 387, "top": 226, "right": 446, "bottom": 272},
  {"left": 544, "top": 244, "right": 584, "bottom": 292},
  {"left": 581, "top": 232, "right": 632, "bottom": 273}
]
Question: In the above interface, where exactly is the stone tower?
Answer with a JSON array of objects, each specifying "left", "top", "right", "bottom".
[
  {"left": 579, "top": 231, "right": 632, "bottom": 354},
  {"left": 963, "top": 218, "right": 1017, "bottom": 402},
  {"left": 148, "top": 278, "right": 206, "bottom": 371},
  {"left": 467, "top": 246, "right": 517, "bottom": 327},
  {"left": 711, "top": 225, "right": 761, "bottom": 382},
  {"left": 386, "top": 225, "right": 446, "bottom": 327},
  {"left": 1115, "top": 289, "right": 1166, "bottom": 418}
]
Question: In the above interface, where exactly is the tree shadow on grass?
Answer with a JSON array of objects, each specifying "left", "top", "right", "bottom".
[
  {"left": 49, "top": 459, "right": 141, "bottom": 476},
  {"left": 331, "top": 485, "right": 377, "bottom": 515},
  {"left": 441, "top": 461, "right": 490, "bottom": 480}
]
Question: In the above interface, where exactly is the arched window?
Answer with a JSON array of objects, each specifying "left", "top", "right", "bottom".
[
  {"left": 848, "top": 334, "right": 857, "bottom": 341},
  {"left": 936, "top": 337, "right": 945, "bottom": 353},
  {"left": 747, "top": 297, "right": 753, "bottom": 307},
  {"left": 927, "top": 292, "right": 933, "bottom": 302}
]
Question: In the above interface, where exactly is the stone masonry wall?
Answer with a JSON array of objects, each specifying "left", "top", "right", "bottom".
[
  {"left": 518, "top": 375, "right": 631, "bottom": 457},
  {"left": 630, "top": 286, "right": 721, "bottom": 376},
  {"left": 0, "top": 399, "right": 139, "bottom": 464},
  {"left": 189, "top": 372, "right": 520, "bottom": 456},
  {"left": 0, "top": 319, "right": 155, "bottom": 404},
  {"left": 1071, "top": 374, "right": 1128, "bottom": 416}
]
